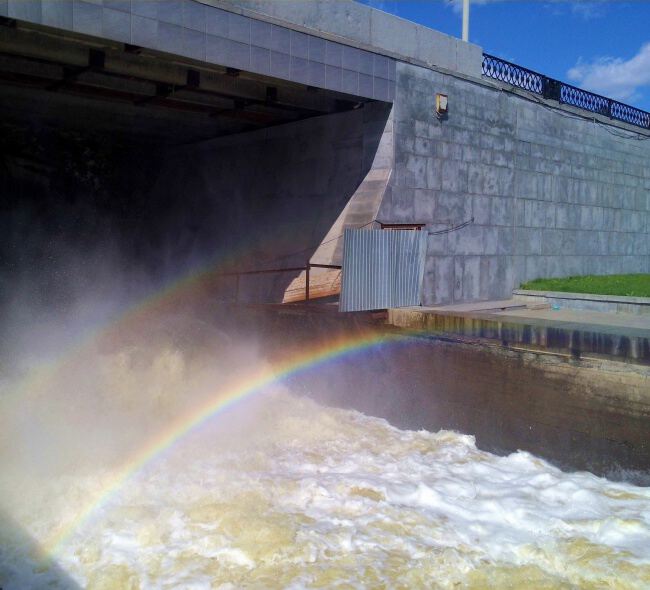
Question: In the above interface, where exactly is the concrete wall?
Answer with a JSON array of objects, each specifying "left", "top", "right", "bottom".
[
  {"left": 513, "top": 290, "right": 650, "bottom": 316},
  {"left": 151, "top": 101, "right": 391, "bottom": 302},
  {"left": 204, "top": 0, "right": 482, "bottom": 78},
  {"left": 379, "top": 62, "right": 650, "bottom": 305}
]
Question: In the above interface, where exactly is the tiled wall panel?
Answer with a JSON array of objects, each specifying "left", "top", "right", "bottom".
[
  {"left": 382, "top": 61, "right": 650, "bottom": 304},
  {"left": 5, "top": 0, "right": 395, "bottom": 101}
]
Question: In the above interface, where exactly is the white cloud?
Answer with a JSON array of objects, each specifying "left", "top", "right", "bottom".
[
  {"left": 567, "top": 43, "right": 650, "bottom": 103},
  {"left": 445, "top": 0, "right": 504, "bottom": 13},
  {"left": 445, "top": 0, "right": 608, "bottom": 18},
  {"left": 569, "top": 2, "right": 607, "bottom": 19}
]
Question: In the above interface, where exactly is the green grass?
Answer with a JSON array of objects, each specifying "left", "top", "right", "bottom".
[{"left": 520, "top": 274, "right": 650, "bottom": 298}]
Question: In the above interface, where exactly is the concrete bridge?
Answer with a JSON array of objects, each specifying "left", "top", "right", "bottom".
[{"left": 1, "top": 0, "right": 648, "bottom": 312}]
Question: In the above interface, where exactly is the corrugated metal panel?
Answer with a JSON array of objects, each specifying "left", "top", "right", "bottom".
[{"left": 339, "top": 229, "right": 428, "bottom": 312}]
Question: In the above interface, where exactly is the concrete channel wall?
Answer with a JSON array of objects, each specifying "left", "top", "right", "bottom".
[
  {"left": 379, "top": 62, "right": 650, "bottom": 305},
  {"left": 513, "top": 290, "right": 650, "bottom": 315},
  {"left": 150, "top": 102, "right": 391, "bottom": 302}
]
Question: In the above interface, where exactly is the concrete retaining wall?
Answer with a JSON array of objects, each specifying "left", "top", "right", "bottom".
[
  {"left": 514, "top": 290, "right": 650, "bottom": 315},
  {"left": 388, "top": 307, "right": 650, "bottom": 365},
  {"left": 379, "top": 61, "right": 650, "bottom": 305},
  {"left": 150, "top": 102, "right": 391, "bottom": 302}
]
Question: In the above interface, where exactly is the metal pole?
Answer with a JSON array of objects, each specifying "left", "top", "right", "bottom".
[
  {"left": 462, "top": 0, "right": 469, "bottom": 42},
  {"left": 305, "top": 264, "right": 310, "bottom": 301}
]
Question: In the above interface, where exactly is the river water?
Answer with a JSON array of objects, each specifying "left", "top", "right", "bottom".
[
  {"left": 1, "top": 307, "right": 650, "bottom": 590},
  {"left": 2, "top": 389, "right": 650, "bottom": 589}
]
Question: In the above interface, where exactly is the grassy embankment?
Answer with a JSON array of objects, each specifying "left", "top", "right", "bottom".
[{"left": 520, "top": 274, "right": 650, "bottom": 298}]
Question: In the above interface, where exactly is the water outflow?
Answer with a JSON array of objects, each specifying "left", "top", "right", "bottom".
[{"left": 2, "top": 390, "right": 650, "bottom": 589}]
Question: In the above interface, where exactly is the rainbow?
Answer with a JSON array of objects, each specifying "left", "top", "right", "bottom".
[
  {"left": 43, "top": 329, "right": 404, "bottom": 559},
  {"left": 5, "top": 263, "right": 230, "bottom": 401},
  {"left": 6, "top": 218, "right": 308, "bottom": 405},
  {"left": 0, "top": 235, "right": 413, "bottom": 560}
]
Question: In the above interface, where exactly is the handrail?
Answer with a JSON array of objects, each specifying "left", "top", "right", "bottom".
[
  {"left": 220, "top": 267, "right": 305, "bottom": 276},
  {"left": 482, "top": 53, "right": 650, "bottom": 130},
  {"left": 222, "top": 263, "right": 342, "bottom": 302},
  {"left": 482, "top": 54, "right": 543, "bottom": 94}
]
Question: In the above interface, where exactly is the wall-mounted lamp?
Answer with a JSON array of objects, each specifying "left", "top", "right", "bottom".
[{"left": 435, "top": 93, "right": 448, "bottom": 116}]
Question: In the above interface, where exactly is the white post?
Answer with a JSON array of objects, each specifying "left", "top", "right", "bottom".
[{"left": 462, "top": 0, "right": 470, "bottom": 42}]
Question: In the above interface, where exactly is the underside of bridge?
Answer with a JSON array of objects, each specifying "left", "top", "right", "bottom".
[
  {"left": 0, "top": 18, "right": 367, "bottom": 143},
  {"left": 0, "top": 19, "right": 391, "bottom": 345}
]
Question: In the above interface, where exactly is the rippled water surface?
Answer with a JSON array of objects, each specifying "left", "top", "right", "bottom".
[{"left": 2, "top": 391, "right": 650, "bottom": 589}]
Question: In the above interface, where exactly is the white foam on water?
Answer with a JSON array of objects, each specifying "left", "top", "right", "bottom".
[{"left": 2, "top": 392, "right": 650, "bottom": 589}]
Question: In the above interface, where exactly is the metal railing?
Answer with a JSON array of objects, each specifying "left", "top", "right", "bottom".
[
  {"left": 222, "top": 262, "right": 342, "bottom": 303},
  {"left": 482, "top": 53, "right": 650, "bottom": 130},
  {"left": 482, "top": 54, "right": 543, "bottom": 94}
]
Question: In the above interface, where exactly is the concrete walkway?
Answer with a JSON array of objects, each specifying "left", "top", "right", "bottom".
[{"left": 388, "top": 300, "right": 650, "bottom": 364}]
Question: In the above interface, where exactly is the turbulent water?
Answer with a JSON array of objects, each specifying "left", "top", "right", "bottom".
[{"left": 2, "top": 389, "right": 650, "bottom": 589}]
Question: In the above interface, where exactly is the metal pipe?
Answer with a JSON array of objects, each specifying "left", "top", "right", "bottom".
[
  {"left": 221, "top": 266, "right": 305, "bottom": 276},
  {"left": 462, "top": 0, "right": 470, "bottom": 42}
]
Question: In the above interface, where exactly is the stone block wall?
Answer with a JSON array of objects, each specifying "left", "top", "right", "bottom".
[
  {"left": 379, "top": 62, "right": 650, "bottom": 305},
  {"left": 149, "top": 102, "right": 391, "bottom": 302}
]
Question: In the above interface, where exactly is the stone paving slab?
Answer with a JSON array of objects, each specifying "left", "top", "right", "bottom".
[{"left": 423, "top": 299, "right": 526, "bottom": 313}]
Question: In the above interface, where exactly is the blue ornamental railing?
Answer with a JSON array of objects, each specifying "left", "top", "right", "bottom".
[{"left": 482, "top": 53, "right": 650, "bottom": 130}]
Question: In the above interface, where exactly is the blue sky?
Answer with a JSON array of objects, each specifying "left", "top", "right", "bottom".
[{"left": 357, "top": 1, "right": 650, "bottom": 111}]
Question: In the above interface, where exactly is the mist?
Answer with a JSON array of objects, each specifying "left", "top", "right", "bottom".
[
  {"left": 0, "top": 112, "right": 269, "bottom": 582},
  {"left": 0, "top": 109, "right": 394, "bottom": 588}
]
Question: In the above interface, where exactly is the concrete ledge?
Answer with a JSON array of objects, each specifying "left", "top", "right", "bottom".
[
  {"left": 514, "top": 290, "right": 650, "bottom": 315},
  {"left": 200, "top": 0, "right": 483, "bottom": 78},
  {"left": 388, "top": 307, "right": 650, "bottom": 365}
]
